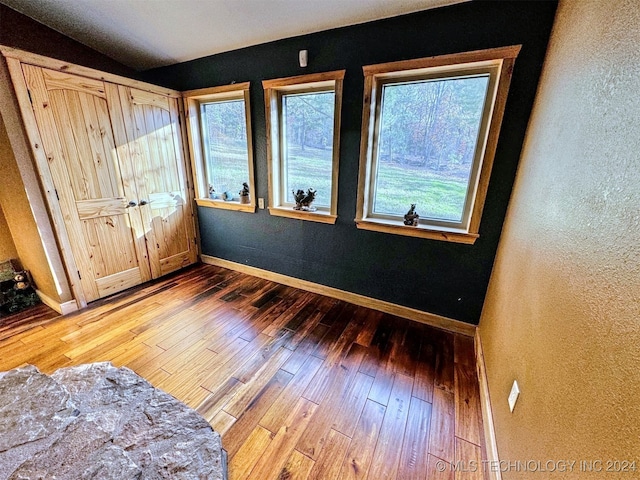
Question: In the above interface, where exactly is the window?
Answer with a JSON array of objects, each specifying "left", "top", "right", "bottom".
[
  {"left": 183, "top": 83, "right": 256, "bottom": 212},
  {"left": 356, "top": 46, "right": 520, "bottom": 243},
  {"left": 263, "top": 71, "right": 345, "bottom": 224}
]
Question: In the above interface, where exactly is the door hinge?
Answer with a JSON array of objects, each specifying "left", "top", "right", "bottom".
[
  {"left": 27, "top": 89, "right": 33, "bottom": 104},
  {"left": 77, "top": 270, "right": 82, "bottom": 280},
  {"left": 54, "top": 188, "right": 60, "bottom": 200}
]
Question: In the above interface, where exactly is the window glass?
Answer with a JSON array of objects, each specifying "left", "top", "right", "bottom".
[
  {"left": 373, "top": 75, "right": 489, "bottom": 222},
  {"left": 282, "top": 91, "right": 335, "bottom": 206},
  {"left": 201, "top": 99, "right": 250, "bottom": 198},
  {"left": 355, "top": 47, "right": 520, "bottom": 242},
  {"left": 183, "top": 83, "right": 255, "bottom": 212},
  {"left": 262, "top": 70, "right": 344, "bottom": 223}
]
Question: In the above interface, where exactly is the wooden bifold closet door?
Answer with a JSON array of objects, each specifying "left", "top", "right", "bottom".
[{"left": 20, "top": 64, "right": 196, "bottom": 303}]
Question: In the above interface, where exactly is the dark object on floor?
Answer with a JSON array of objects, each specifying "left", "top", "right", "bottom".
[
  {"left": 0, "top": 288, "right": 40, "bottom": 315},
  {"left": 0, "top": 260, "right": 18, "bottom": 282},
  {"left": 0, "top": 260, "right": 41, "bottom": 316},
  {"left": 0, "top": 362, "right": 227, "bottom": 480}
]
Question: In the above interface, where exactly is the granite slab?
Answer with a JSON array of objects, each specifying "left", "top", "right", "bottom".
[{"left": 0, "top": 363, "right": 226, "bottom": 479}]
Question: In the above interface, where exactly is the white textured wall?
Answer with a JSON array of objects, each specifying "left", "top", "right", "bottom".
[{"left": 479, "top": 0, "right": 640, "bottom": 478}]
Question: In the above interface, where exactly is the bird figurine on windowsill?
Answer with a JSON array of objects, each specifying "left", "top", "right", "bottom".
[
  {"left": 404, "top": 204, "right": 419, "bottom": 226},
  {"left": 239, "top": 182, "right": 250, "bottom": 204},
  {"left": 292, "top": 188, "right": 317, "bottom": 211}
]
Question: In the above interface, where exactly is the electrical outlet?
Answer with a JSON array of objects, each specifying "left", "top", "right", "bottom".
[
  {"left": 508, "top": 380, "right": 520, "bottom": 413},
  {"left": 258, "top": 198, "right": 265, "bottom": 209}
]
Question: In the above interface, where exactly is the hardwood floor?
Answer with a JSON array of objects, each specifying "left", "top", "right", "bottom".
[
  {"left": 0, "top": 264, "right": 486, "bottom": 480},
  {"left": 0, "top": 301, "right": 58, "bottom": 341}
]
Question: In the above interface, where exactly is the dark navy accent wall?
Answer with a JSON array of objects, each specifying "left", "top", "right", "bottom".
[
  {"left": 143, "top": 1, "right": 557, "bottom": 324},
  {"left": 0, "top": 4, "right": 135, "bottom": 76}
]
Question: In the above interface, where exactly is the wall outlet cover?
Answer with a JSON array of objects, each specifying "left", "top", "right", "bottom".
[{"left": 508, "top": 380, "right": 520, "bottom": 412}]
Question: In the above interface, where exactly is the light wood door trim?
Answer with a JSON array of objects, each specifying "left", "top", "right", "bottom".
[
  {"left": 40, "top": 68, "right": 107, "bottom": 98},
  {"left": 172, "top": 92, "right": 199, "bottom": 264},
  {"left": 0, "top": 45, "right": 181, "bottom": 98},
  {"left": 176, "top": 94, "right": 201, "bottom": 259},
  {"left": 4, "top": 57, "right": 87, "bottom": 307}
]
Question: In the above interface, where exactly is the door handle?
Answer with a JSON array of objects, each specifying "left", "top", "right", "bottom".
[
  {"left": 126, "top": 200, "right": 137, "bottom": 208},
  {"left": 139, "top": 199, "right": 148, "bottom": 206}
]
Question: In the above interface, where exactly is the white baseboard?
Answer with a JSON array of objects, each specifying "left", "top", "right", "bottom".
[
  {"left": 201, "top": 255, "right": 476, "bottom": 337},
  {"left": 475, "top": 329, "right": 501, "bottom": 480},
  {"left": 36, "top": 289, "right": 78, "bottom": 315},
  {"left": 59, "top": 299, "right": 79, "bottom": 315}
]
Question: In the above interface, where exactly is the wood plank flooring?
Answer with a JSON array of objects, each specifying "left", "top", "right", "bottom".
[
  {"left": 0, "top": 301, "right": 58, "bottom": 341},
  {"left": 0, "top": 264, "right": 486, "bottom": 480}
]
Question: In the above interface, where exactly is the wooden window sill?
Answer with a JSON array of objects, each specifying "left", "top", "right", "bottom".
[
  {"left": 268, "top": 207, "right": 337, "bottom": 224},
  {"left": 355, "top": 218, "right": 479, "bottom": 244},
  {"left": 196, "top": 198, "right": 256, "bottom": 213}
]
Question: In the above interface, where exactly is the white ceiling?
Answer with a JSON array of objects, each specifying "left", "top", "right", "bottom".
[{"left": 1, "top": 0, "right": 465, "bottom": 71}]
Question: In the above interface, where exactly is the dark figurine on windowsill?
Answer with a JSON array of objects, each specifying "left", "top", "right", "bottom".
[
  {"left": 292, "top": 188, "right": 317, "bottom": 211},
  {"left": 404, "top": 204, "right": 419, "bottom": 226},
  {"left": 239, "top": 182, "right": 250, "bottom": 204}
]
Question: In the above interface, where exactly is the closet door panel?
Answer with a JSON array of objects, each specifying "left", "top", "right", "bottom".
[
  {"left": 117, "top": 85, "right": 197, "bottom": 277},
  {"left": 22, "top": 65, "right": 148, "bottom": 301},
  {"left": 104, "top": 83, "right": 153, "bottom": 283}
]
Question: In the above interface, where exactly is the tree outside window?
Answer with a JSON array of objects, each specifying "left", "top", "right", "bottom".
[
  {"left": 183, "top": 83, "right": 256, "bottom": 213},
  {"left": 263, "top": 71, "right": 345, "bottom": 224},
  {"left": 356, "top": 46, "right": 521, "bottom": 243}
]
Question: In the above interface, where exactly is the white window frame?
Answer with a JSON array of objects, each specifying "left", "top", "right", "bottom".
[
  {"left": 183, "top": 83, "right": 256, "bottom": 212},
  {"left": 263, "top": 70, "right": 345, "bottom": 224},
  {"left": 355, "top": 46, "right": 521, "bottom": 244}
]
